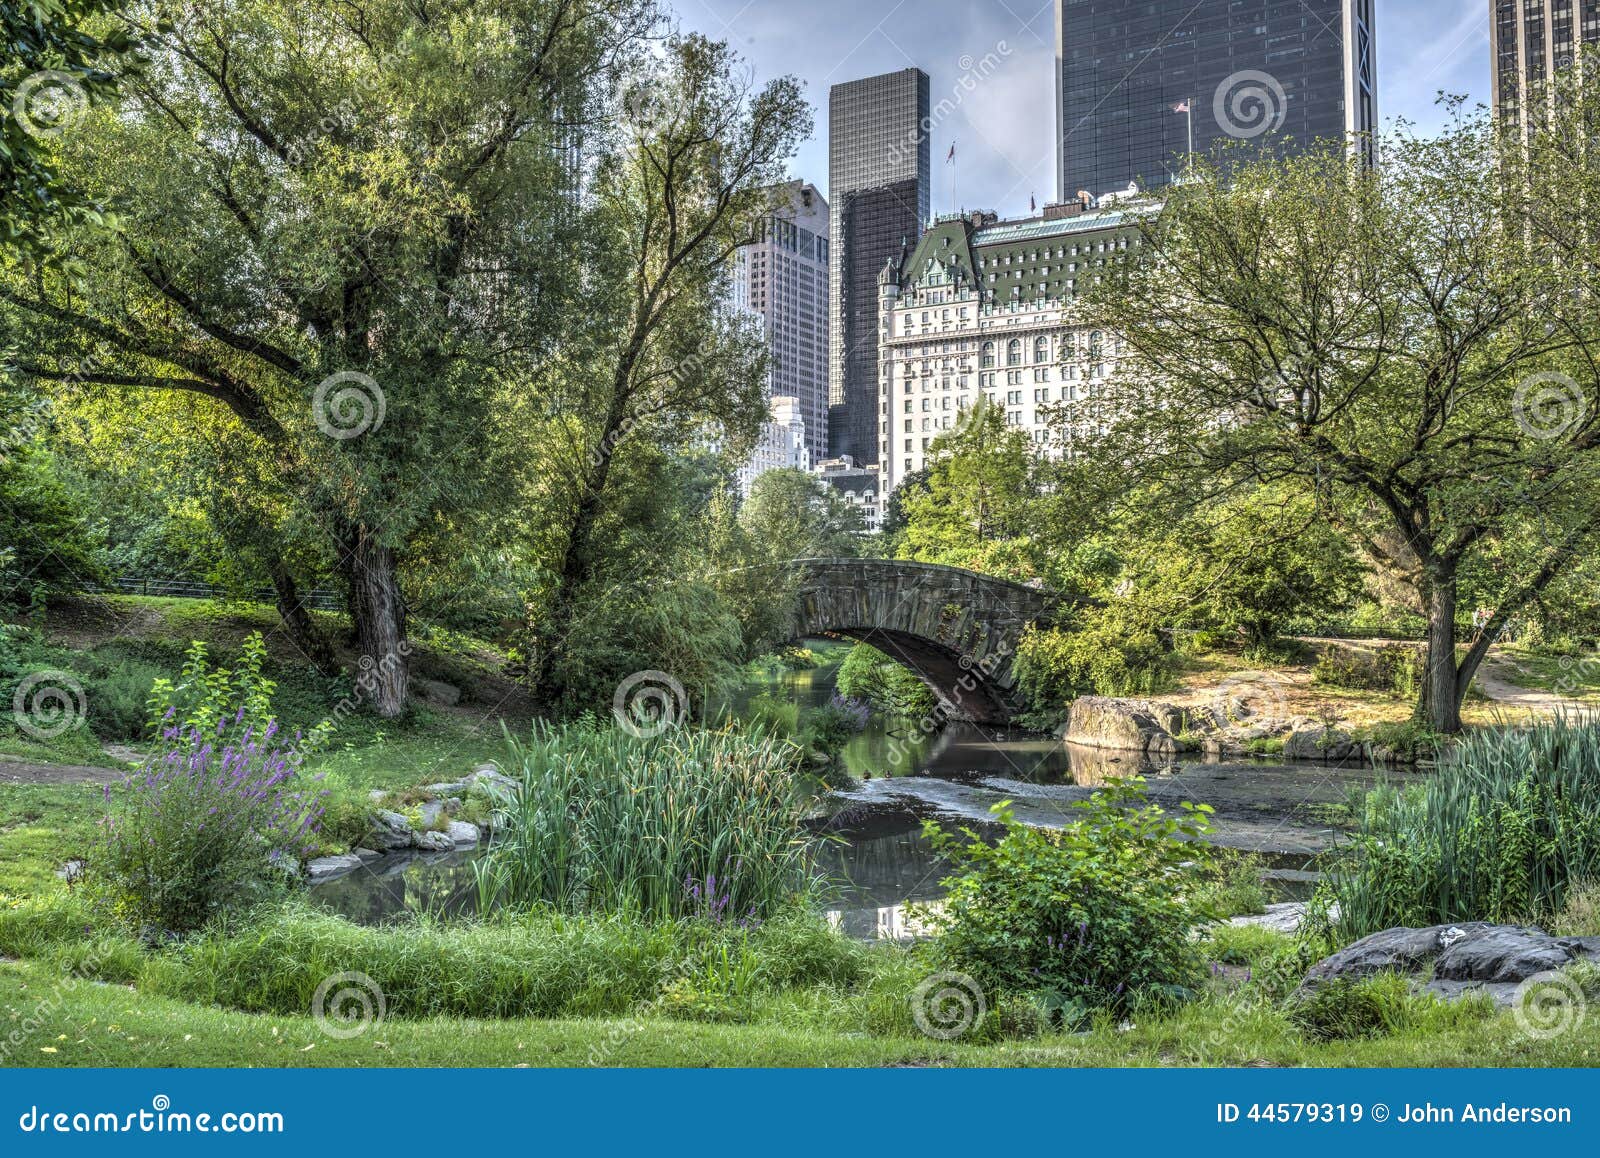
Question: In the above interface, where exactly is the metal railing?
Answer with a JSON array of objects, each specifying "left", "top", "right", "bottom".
[{"left": 95, "top": 576, "right": 343, "bottom": 613}]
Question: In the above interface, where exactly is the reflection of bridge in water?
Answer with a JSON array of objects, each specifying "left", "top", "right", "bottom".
[{"left": 783, "top": 559, "right": 1072, "bottom": 724}]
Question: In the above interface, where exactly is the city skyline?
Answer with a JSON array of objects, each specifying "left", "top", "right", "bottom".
[{"left": 669, "top": 0, "right": 1488, "bottom": 219}]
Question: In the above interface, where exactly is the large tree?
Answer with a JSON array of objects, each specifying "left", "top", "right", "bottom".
[
  {"left": 527, "top": 34, "right": 808, "bottom": 706},
  {"left": 2, "top": 0, "right": 654, "bottom": 714},
  {"left": 1084, "top": 102, "right": 1600, "bottom": 732}
]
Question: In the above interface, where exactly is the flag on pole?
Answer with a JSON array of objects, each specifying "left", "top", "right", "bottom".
[
  {"left": 947, "top": 142, "right": 956, "bottom": 163},
  {"left": 1030, "top": 194, "right": 1037, "bottom": 212},
  {"left": 1171, "top": 98, "right": 1190, "bottom": 114}
]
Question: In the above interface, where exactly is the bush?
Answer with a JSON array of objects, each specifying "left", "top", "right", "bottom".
[
  {"left": 475, "top": 722, "right": 816, "bottom": 921},
  {"left": 1013, "top": 611, "right": 1171, "bottom": 707},
  {"left": 800, "top": 694, "right": 869, "bottom": 760},
  {"left": 924, "top": 778, "right": 1213, "bottom": 1012},
  {"left": 1322, "top": 716, "right": 1600, "bottom": 938},
  {"left": 1191, "top": 850, "right": 1270, "bottom": 918},
  {"left": 836, "top": 643, "right": 935, "bottom": 719},
  {"left": 1289, "top": 972, "right": 1492, "bottom": 1042},
  {"left": 1312, "top": 644, "right": 1419, "bottom": 697}
]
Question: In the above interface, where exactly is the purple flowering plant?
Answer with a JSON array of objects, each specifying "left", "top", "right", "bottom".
[{"left": 101, "top": 634, "right": 328, "bottom": 934}]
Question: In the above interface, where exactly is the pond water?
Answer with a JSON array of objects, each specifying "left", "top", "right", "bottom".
[{"left": 311, "top": 652, "right": 1410, "bottom": 937}]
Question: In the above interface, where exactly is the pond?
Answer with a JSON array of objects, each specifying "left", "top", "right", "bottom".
[{"left": 311, "top": 649, "right": 1410, "bottom": 937}]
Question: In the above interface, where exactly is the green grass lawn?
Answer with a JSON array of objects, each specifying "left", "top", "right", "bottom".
[
  {"left": 1493, "top": 647, "right": 1600, "bottom": 701},
  {"left": 5, "top": 954, "right": 1596, "bottom": 1068}
]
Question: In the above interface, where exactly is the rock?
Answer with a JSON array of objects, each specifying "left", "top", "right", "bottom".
[
  {"left": 446, "top": 820, "right": 480, "bottom": 847},
  {"left": 415, "top": 829, "right": 455, "bottom": 852},
  {"left": 1230, "top": 901, "right": 1310, "bottom": 935},
  {"left": 1063, "top": 696, "right": 1189, "bottom": 752},
  {"left": 305, "top": 854, "right": 363, "bottom": 882},
  {"left": 418, "top": 800, "right": 447, "bottom": 828},
  {"left": 352, "top": 848, "right": 383, "bottom": 862},
  {"left": 425, "top": 781, "right": 469, "bottom": 796},
  {"left": 1283, "top": 727, "right": 1361, "bottom": 762},
  {"left": 412, "top": 678, "right": 462, "bottom": 707},
  {"left": 368, "top": 789, "right": 390, "bottom": 805},
  {"left": 55, "top": 859, "right": 87, "bottom": 883},
  {"left": 368, "top": 809, "right": 417, "bottom": 852},
  {"left": 471, "top": 765, "right": 517, "bottom": 793},
  {"left": 1299, "top": 923, "right": 1600, "bottom": 996}
]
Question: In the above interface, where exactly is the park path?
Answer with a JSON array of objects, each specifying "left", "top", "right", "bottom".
[
  {"left": 0, "top": 756, "right": 122, "bottom": 786},
  {"left": 1475, "top": 657, "right": 1594, "bottom": 718}
]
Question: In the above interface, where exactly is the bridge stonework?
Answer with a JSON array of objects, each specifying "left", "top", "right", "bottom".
[{"left": 787, "top": 559, "right": 1064, "bottom": 724}]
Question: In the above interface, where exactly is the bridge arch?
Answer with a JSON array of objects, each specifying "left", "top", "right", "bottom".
[{"left": 786, "top": 559, "right": 1065, "bottom": 724}]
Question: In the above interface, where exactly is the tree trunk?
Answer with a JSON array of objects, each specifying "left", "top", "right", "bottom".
[
  {"left": 1417, "top": 565, "right": 1463, "bottom": 734},
  {"left": 266, "top": 557, "right": 335, "bottom": 675},
  {"left": 341, "top": 524, "right": 409, "bottom": 718}
]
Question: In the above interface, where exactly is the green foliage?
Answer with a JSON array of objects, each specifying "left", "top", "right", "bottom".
[
  {"left": 1289, "top": 973, "right": 1493, "bottom": 1042},
  {"left": 835, "top": 643, "right": 935, "bottom": 719},
  {"left": 1312, "top": 644, "right": 1420, "bottom": 697},
  {"left": 925, "top": 779, "right": 1214, "bottom": 1012},
  {"left": 0, "top": 444, "right": 105, "bottom": 610},
  {"left": 899, "top": 401, "right": 1042, "bottom": 579},
  {"left": 1013, "top": 607, "right": 1171, "bottom": 706},
  {"left": 145, "top": 634, "right": 284, "bottom": 750},
  {"left": 1190, "top": 851, "right": 1270, "bottom": 918},
  {"left": 475, "top": 722, "right": 814, "bottom": 920},
  {"left": 797, "top": 695, "right": 868, "bottom": 762},
  {"left": 1322, "top": 716, "right": 1600, "bottom": 938}
]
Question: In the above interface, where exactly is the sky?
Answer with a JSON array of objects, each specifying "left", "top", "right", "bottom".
[{"left": 665, "top": 0, "right": 1491, "bottom": 219}]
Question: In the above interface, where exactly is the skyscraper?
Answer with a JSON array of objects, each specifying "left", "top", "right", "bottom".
[
  {"left": 828, "top": 68, "right": 930, "bottom": 466},
  {"left": 1492, "top": 1, "right": 1600, "bottom": 131},
  {"left": 1054, "top": 0, "right": 1377, "bottom": 201},
  {"left": 734, "top": 181, "right": 831, "bottom": 464}
]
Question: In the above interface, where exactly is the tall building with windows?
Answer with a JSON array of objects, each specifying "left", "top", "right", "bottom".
[
  {"left": 733, "top": 181, "right": 831, "bottom": 464},
  {"left": 828, "top": 68, "right": 931, "bottom": 467},
  {"left": 1492, "top": 0, "right": 1600, "bottom": 131},
  {"left": 1054, "top": 0, "right": 1377, "bottom": 201},
  {"left": 876, "top": 197, "right": 1141, "bottom": 496}
]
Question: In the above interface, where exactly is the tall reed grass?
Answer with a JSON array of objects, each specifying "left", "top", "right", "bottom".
[
  {"left": 473, "top": 723, "right": 818, "bottom": 920},
  {"left": 1323, "top": 713, "right": 1600, "bottom": 937}
]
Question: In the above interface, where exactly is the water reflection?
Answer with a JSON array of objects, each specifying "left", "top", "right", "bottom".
[{"left": 310, "top": 651, "right": 1387, "bottom": 937}]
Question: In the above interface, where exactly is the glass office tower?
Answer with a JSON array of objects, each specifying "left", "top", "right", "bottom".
[
  {"left": 1054, "top": 0, "right": 1376, "bottom": 201},
  {"left": 1492, "top": 0, "right": 1600, "bottom": 131},
  {"left": 827, "top": 68, "right": 930, "bottom": 466}
]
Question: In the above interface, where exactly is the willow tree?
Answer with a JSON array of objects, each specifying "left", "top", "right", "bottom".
[
  {"left": 1, "top": 0, "right": 653, "bottom": 714},
  {"left": 1084, "top": 102, "right": 1600, "bottom": 733},
  {"left": 528, "top": 34, "right": 808, "bottom": 706}
]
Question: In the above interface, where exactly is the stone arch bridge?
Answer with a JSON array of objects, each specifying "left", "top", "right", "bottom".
[{"left": 784, "top": 559, "right": 1069, "bottom": 725}]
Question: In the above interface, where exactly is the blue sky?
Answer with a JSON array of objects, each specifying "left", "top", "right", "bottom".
[{"left": 667, "top": 0, "right": 1489, "bottom": 218}]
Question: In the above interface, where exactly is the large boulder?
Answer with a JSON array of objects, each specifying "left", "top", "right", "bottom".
[
  {"left": 446, "top": 820, "right": 481, "bottom": 847},
  {"left": 1283, "top": 726, "right": 1362, "bottom": 762},
  {"left": 1063, "top": 697, "right": 1189, "bottom": 752},
  {"left": 1300, "top": 923, "right": 1600, "bottom": 995},
  {"left": 412, "top": 678, "right": 462, "bottom": 707},
  {"left": 415, "top": 829, "right": 455, "bottom": 853},
  {"left": 368, "top": 809, "right": 417, "bottom": 852},
  {"left": 305, "top": 853, "right": 363, "bottom": 882}
]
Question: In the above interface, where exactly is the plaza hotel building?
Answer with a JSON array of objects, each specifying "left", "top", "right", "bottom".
[{"left": 875, "top": 195, "right": 1143, "bottom": 495}]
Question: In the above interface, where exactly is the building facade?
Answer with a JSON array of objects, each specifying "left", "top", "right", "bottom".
[
  {"left": 1492, "top": 0, "right": 1600, "bottom": 131},
  {"left": 815, "top": 457, "right": 883, "bottom": 533},
  {"left": 735, "top": 396, "right": 812, "bottom": 499},
  {"left": 876, "top": 199, "right": 1141, "bottom": 496},
  {"left": 1054, "top": 0, "right": 1377, "bottom": 201},
  {"left": 733, "top": 181, "right": 831, "bottom": 464},
  {"left": 828, "top": 68, "right": 931, "bottom": 467}
]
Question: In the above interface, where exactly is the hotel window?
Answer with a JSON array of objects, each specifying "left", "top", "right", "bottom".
[
  {"left": 1034, "top": 336, "right": 1049, "bottom": 363},
  {"left": 980, "top": 341, "right": 995, "bottom": 368},
  {"left": 1006, "top": 339, "right": 1022, "bottom": 366}
]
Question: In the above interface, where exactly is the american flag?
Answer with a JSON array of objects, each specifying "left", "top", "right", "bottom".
[{"left": 1171, "top": 99, "right": 1190, "bottom": 114}]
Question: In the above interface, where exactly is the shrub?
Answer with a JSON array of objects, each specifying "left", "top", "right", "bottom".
[
  {"left": 1311, "top": 644, "right": 1419, "bottom": 697},
  {"left": 1321, "top": 715, "right": 1600, "bottom": 938},
  {"left": 836, "top": 643, "right": 935, "bottom": 719},
  {"left": 475, "top": 722, "right": 816, "bottom": 921},
  {"left": 1013, "top": 611, "right": 1171, "bottom": 706},
  {"left": 1191, "top": 850, "right": 1269, "bottom": 918},
  {"left": 924, "top": 778, "right": 1213, "bottom": 1012},
  {"left": 98, "top": 719, "right": 328, "bottom": 934},
  {"left": 800, "top": 694, "right": 869, "bottom": 760}
]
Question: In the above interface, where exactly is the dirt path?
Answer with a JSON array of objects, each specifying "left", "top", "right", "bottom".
[
  {"left": 0, "top": 756, "right": 122, "bottom": 786},
  {"left": 1475, "top": 657, "right": 1593, "bottom": 718}
]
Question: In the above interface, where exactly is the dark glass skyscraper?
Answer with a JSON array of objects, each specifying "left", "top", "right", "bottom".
[
  {"left": 828, "top": 68, "right": 930, "bottom": 466},
  {"left": 1054, "top": 0, "right": 1377, "bottom": 201},
  {"left": 1492, "top": 0, "right": 1600, "bottom": 132}
]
